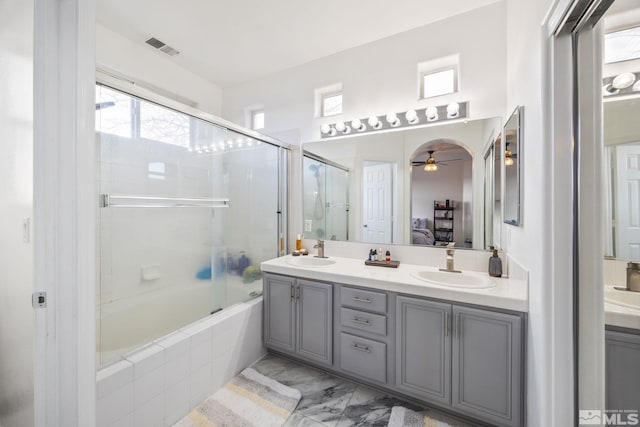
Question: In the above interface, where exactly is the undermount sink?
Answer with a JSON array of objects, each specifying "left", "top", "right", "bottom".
[
  {"left": 605, "top": 286, "right": 640, "bottom": 310},
  {"left": 286, "top": 256, "right": 336, "bottom": 267},
  {"left": 411, "top": 270, "right": 496, "bottom": 289}
]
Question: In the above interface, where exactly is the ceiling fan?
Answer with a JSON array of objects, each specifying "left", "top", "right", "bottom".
[{"left": 411, "top": 150, "right": 461, "bottom": 171}]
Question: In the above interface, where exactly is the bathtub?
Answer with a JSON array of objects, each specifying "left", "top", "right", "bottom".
[
  {"left": 97, "top": 274, "right": 262, "bottom": 367},
  {"left": 96, "top": 296, "right": 266, "bottom": 426}
]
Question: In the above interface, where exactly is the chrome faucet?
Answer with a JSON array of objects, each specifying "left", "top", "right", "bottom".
[
  {"left": 439, "top": 243, "right": 461, "bottom": 273},
  {"left": 314, "top": 240, "right": 326, "bottom": 258}
]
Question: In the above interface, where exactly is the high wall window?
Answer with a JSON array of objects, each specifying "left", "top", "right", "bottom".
[
  {"left": 421, "top": 67, "right": 458, "bottom": 99},
  {"left": 95, "top": 84, "right": 191, "bottom": 148},
  {"left": 322, "top": 92, "right": 343, "bottom": 117},
  {"left": 605, "top": 26, "right": 640, "bottom": 63},
  {"left": 251, "top": 109, "right": 265, "bottom": 130},
  {"left": 417, "top": 54, "right": 460, "bottom": 100}
]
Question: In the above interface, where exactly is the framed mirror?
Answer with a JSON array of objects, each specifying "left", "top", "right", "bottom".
[
  {"left": 503, "top": 106, "right": 523, "bottom": 226},
  {"left": 604, "top": 97, "right": 640, "bottom": 259},
  {"left": 302, "top": 117, "right": 502, "bottom": 250}
]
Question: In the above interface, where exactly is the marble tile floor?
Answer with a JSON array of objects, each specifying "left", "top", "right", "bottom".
[{"left": 252, "top": 354, "right": 475, "bottom": 427}]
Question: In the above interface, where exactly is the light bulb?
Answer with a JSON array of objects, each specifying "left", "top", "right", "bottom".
[
  {"left": 424, "top": 163, "right": 437, "bottom": 172},
  {"left": 405, "top": 109, "right": 418, "bottom": 124},
  {"left": 612, "top": 72, "right": 636, "bottom": 90},
  {"left": 425, "top": 106, "right": 438, "bottom": 121},
  {"left": 335, "top": 122, "right": 346, "bottom": 132},
  {"left": 351, "top": 118, "right": 366, "bottom": 132},
  {"left": 447, "top": 102, "right": 460, "bottom": 118},
  {"left": 368, "top": 116, "right": 382, "bottom": 129},
  {"left": 505, "top": 157, "right": 515, "bottom": 166},
  {"left": 320, "top": 124, "right": 331, "bottom": 134},
  {"left": 386, "top": 112, "right": 399, "bottom": 126}
]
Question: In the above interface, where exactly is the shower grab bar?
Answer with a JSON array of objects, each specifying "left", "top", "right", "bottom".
[{"left": 100, "top": 194, "right": 229, "bottom": 208}]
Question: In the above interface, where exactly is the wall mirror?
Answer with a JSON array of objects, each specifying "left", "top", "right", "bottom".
[
  {"left": 604, "top": 97, "right": 640, "bottom": 260},
  {"left": 302, "top": 117, "right": 502, "bottom": 250},
  {"left": 503, "top": 106, "right": 523, "bottom": 226}
]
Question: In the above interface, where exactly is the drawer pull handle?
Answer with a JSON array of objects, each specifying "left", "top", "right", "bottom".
[
  {"left": 351, "top": 317, "right": 371, "bottom": 326},
  {"left": 352, "top": 343, "right": 371, "bottom": 353},
  {"left": 352, "top": 297, "right": 372, "bottom": 303}
]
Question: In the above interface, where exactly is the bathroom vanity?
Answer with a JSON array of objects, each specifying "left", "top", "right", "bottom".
[
  {"left": 261, "top": 255, "right": 528, "bottom": 427},
  {"left": 604, "top": 284, "right": 640, "bottom": 413}
]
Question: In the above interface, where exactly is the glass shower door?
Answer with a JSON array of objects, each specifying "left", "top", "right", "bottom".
[{"left": 96, "top": 84, "right": 283, "bottom": 367}]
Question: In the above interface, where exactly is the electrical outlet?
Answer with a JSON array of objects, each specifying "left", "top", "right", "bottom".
[{"left": 304, "top": 219, "right": 312, "bottom": 232}]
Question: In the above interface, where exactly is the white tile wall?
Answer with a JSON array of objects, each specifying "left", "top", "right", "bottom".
[
  {"left": 96, "top": 298, "right": 266, "bottom": 427},
  {"left": 604, "top": 259, "right": 627, "bottom": 287}
]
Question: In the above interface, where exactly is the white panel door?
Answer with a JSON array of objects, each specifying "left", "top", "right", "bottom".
[
  {"left": 362, "top": 163, "right": 392, "bottom": 244},
  {"left": 616, "top": 143, "right": 640, "bottom": 260}
]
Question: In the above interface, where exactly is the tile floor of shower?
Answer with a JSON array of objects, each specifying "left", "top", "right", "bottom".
[{"left": 251, "top": 354, "right": 474, "bottom": 427}]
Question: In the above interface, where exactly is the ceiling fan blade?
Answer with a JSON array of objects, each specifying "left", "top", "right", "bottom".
[{"left": 412, "top": 161, "right": 427, "bottom": 165}]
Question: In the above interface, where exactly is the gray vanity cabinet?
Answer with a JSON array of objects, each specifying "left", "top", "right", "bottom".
[
  {"left": 606, "top": 328, "right": 640, "bottom": 412},
  {"left": 264, "top": 274, "right": 296, "bottom": 352},
  {"left": 396, "top": 296, "right": 452, "bottom": 406},
  {"left": 395, "top": 297, "right": 523, "bottom": 427},
  {"left": 263, "top": 274, "right": 333, "bottom": 365},
  {"left": 451, "top": 306, "right": 523, "bottom": 427},
  {"left": 296, "top": 279, "right": 333, "bottom": 364}
]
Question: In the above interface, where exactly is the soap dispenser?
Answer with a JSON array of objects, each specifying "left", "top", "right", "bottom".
[{"left": 488, "top": 246, "right": 503, "bottom": 277}]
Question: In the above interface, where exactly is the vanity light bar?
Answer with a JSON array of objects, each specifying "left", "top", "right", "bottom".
[{"left": 320, "top": 101, "right": 468, "bottom": 139}]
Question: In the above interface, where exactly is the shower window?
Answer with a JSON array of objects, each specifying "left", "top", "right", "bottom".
[{"left": 96, "top": 84, "right": 287, "bottom": 367}]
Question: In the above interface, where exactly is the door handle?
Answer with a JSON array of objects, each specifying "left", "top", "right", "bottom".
[
  {"left": 363, "top": 224, "right": 368, "bottom": 228},
  {"left": 445, "top": 313, "right": 449, "bottom": 337},
  {"left": 291, "top": 285, "right": 295, "bottom": 300}
]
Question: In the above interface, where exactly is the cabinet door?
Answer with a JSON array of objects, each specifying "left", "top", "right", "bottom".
[
  {"left": 296, "top": 279, "right": 333, "bottom": 365},
  {"left": 396, "top": 296, "right": 451, "bottom": 406},
  {"left": 264, "top": 274, "right": 296, "bottom": 353},
  {"left": 452, "top": 306, "right": 522, "bottom": 427},
  {"left": 606, "top": 330, "right": 640, "bottom": 412}
]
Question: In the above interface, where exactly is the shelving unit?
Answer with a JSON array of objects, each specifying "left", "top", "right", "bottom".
[{"left": 433, "top": 205, "right": 454, "bottom": 244}]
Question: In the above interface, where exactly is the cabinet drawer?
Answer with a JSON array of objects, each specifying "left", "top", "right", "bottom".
[
  {"left": 340, "top": 333, "right": 386, "bottom": 383},
  {"left": 341, "top": 287, "right": 387, "bottom": 314},
  {"left": 340, "top": 307, "right": 387, "bottom": 336}
]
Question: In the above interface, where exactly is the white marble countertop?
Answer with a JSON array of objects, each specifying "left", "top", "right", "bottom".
[
  {"left": 605, "top": 285, "right": 640, "bottom": 330},
  {"left": 261, "top": 254, "right": 528, "bottom": 312}
]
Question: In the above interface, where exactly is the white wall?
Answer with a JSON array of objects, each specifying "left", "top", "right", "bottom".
[
  {"left": 0, "top": 1, "right": 34, "bottom": 425},
  {"left": 222, "top": 2, "right": 507, "bottom": 145},
  {"left": 96, "top": 24, "right": 223, "bottom": 116},
  {"left": 506, "top": 0, "right": 572, "bottom": 425}
]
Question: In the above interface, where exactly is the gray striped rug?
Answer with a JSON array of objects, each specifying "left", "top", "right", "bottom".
[
  {"left": 387, "top": 406, "right": 459, "bottom": 427},
  {"left": 174, "top": 368, "right": 301, "bottom": 427}
]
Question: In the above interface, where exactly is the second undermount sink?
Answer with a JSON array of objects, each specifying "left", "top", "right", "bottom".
[
  {"left": 411, "top": 270, "right": 496, "bottom": 289},
  {"left": 605, "top": 286, "right": 640, "bottom": 310},
  {"left": 286, "top": 256, "right": 336, "bottom": 267}
]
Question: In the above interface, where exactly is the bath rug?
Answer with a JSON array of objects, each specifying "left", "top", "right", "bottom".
[
  {"left": 174, "top": 367, "right": 301, "bottom": 427},
  {"left": 387, "top": 406, "right": 460, "bottom": 427}
]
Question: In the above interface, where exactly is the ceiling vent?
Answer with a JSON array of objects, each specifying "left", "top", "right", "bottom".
[{"left": 145, "top": 37, "right": 180, "bottom": 56}]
